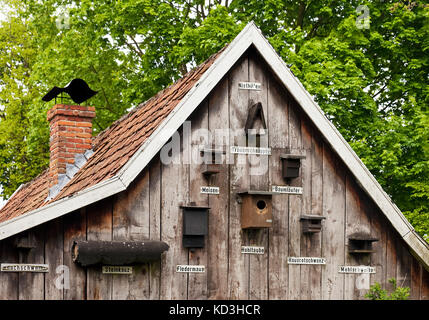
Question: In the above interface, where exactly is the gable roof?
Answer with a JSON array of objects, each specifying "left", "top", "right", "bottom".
[
  {"left": 0, "top": 22, "right": 427, "bottom": 269},
  {"left": 0, "top": 47, "right": 223, "bottom": 224}
]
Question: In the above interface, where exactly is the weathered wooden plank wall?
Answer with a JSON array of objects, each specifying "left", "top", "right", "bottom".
[
  {"left": 0, "top": 237, "right": 18, "bottom": 300},
  {"left": 188, "top": 101, "right": 209, "bottom": 300},
  {"left": 0, "top": 49, "right": 428, "bottom": 300},
  {"left": 248, "top": 54, "right": 269, "bottom": 300},
  {"left": 149, "top": 156, "right": 162, "bottom": 299},
  {"left": 87, "top": 199, "right": 113, "bottom": 300},
  {"left": 113, "top": 170, "right": 151, "bottom": 299},
  {"left": 207, "top": 76, "right": 229, "bottom": 299},
  {"left": 19, "top": 228, "right": 44, "bottom": 300},
  {"left": 228, "top": 54, "right": 250, "bottom": 299},
  {"left": 160, "top": 127, "right": 189, "bottom": 299},
  {"left": 267, "top": 72, "right": 289, "bottom": 300},
  {"left": 44, "top": 219, "right": 63, "bottom": 300}
]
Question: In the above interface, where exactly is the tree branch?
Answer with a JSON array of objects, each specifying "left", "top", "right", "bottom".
[{"left": 128, "top": 35, "right": 145, "bottom": 57}]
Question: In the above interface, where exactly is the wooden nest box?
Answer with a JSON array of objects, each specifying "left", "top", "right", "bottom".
[
  {"left": 200, "top": 146, "right": 225, "bottom": 177},
  {"left": 300, "top": 215, "right": 326, "bottom": 234},
  {"left": 348, "top": 232, "right": 379, "bottom": 254},
  {"left": 238, "top": 191, "right": 273, "bottom": 229}
]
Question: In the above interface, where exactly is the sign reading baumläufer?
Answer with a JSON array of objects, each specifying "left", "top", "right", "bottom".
[
  {"left": 338, "top": 266, "right": 376, "bottom": 274},
  {"left": 238, "top": 82, "right": 261, "bottom": 90},
  {"left": 241, "top": 246, "right": 265, "bottom": 255},
  {"left": 272, "top": 185, "right": 303, "bottom": 195},
  {"left": 287, "top": 257, "right": 326, "bottom": 265},
  {"left": 176, "top": 265, "right": 206, "bottom": 273},
  {"left": 200, "top": 186, "right": 219, "bottom": 195},
  {"left": 102, "top": 266, "right": 133, "bottom": 274},
  {"left": 230, "top": 146, "right": 271, "bottom": 155},
  {"left": 1, "top": 263, "right": 49, "bottom": 273}
]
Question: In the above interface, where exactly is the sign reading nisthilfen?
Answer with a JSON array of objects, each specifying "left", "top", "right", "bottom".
[
  {"left": 287, "top": 257, "right": 326, "bottom": 265},
  {"left": 338, "top": 266, "right": 376, "bottom": 274},
  {"left": 102, "top": 266, "right": 133, "bottom": 274},
  {"left": 230, "top": 146, "right": 271, "bottom": 155},
  {"left": 238, "top": 82, "right": 261, "bottom": 90},
  {"left": 272, "top": 186, "right": 303, "bottom": 195},
  {"left": 200, "top": 186, "right": 219, "bottom": 195},
  {"left": 1, "top": 263, "right": 49, "bottom": 273},
  {"left": 176, "top": 265, "right": 206, "bottom": 273},
  {"left": 241, "top": 246, "right": 265, "bottom": 255}
]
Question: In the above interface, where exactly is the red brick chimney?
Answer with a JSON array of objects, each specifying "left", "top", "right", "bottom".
[{"left": 47, "top": 104, "right": 95, "bottom": 189}]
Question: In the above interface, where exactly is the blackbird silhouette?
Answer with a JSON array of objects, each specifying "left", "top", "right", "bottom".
[{"left": 42, "top": 78, "right": 97, "bottom": 104}]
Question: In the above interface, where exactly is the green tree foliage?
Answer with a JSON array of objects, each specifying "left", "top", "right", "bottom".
[
  {"left": 365, "top": 278, "right": 410, "bottom": 300},
  {"left": 0, "top": 12, "right": 49, "bottom": 196},
  {"left": 0, "top": 0, "right": 428, "bottom": 240}
]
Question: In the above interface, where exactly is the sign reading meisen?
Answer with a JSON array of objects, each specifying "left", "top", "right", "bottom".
[
  {"left": 238, "top": 82, "right": 261, "bottom": 90},
  {"left": 1, "top": 263, "right": 49, "bottom": 273},
  {"left": 287, "top": 257, "right": 326, "bottom": 265},
  {"left": 200, "top": 186, "right": 219, "bottom": 195},
  {"left": 338, "top": 266, "right": 376, "bottom": 274}
]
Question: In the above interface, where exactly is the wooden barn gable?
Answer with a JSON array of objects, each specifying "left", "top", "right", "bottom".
[{"left": 0, "top": 22, "right": 428, "bottom": 300}]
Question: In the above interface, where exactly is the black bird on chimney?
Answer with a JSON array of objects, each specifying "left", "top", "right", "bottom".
[{"left": 42, "top": 78, "right": 98, "bottom": 104}]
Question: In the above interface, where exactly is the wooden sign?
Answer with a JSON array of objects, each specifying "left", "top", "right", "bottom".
[
  {"left": 102, "top": 266, "right": 133, "bottom": 274},
  {"left": 1, "top": 263, "right": 49, "bottom": 273},
  {"left": 200, "top": 186, "right": 219, "bottom": 195},
  {"left": 230, "top": 146, "right": 271, "bottom": 155},
  {"left": 287, "top": 257, "right": 326, "bottom": 265},
  {"left": 238, "top": 82, "right": 261, "bottom": 90},
  {"left": 241, "top": 246, "right": 265, "bottom": 254},
  {"left": 176, "top": 265, "right": 205, "bottom": 273},
  {"left": 338, "top": 266, "right": 376, "bottom": 274},
  {"left": 272, "top": 186, "right": 303, "bottom": 195}
]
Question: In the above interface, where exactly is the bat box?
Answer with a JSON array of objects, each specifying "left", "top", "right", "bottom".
[
  {"left": 238, "top": 191, "right": 273, "bottom": 229},
  {"left": 181, "top": 206, "right": 209, "bottom": 249},
  {"left": 280, "top": 153, "right": 306, "bottom": 180}
]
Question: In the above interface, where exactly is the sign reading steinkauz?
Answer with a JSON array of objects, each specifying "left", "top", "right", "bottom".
[
  {"left": 102, "top": 266, "right": 133, "bottom": 274},
  {"left": 1, "top": 263, "right": 49, "bottom": 273}
]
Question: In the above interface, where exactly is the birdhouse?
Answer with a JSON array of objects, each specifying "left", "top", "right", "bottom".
[
  {"left": 280, "top": 152, "right": 306, "bottom": 180},
  {"left": 200, "top": 146, "right": 224, "bottom": 177},
  {"left": 238, "top": 191, "right": 273, "bottom": 229},
  {"left": 300, "top": 215, "right": 326, "bottom": 234},
  {"left": 245, "top": 102, "right": 267, "bottom": 147},
  {"left": 348, "top": 232, "right": 379, "bottom": 254},
  {"left": 181, "top": 206, "right": 209, "bottom": 249}
]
